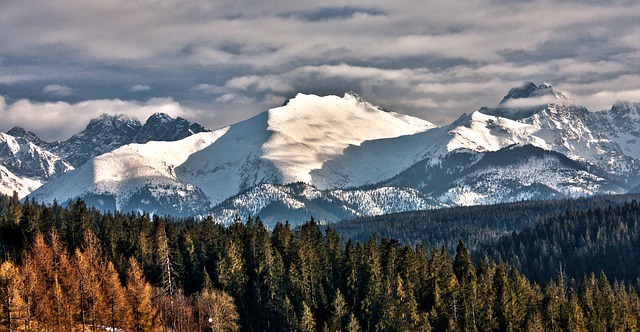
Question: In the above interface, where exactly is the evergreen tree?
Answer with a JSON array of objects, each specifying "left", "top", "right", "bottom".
[
  {"left": 325, "top": 289, "right": 348, "bottom": 332},
  {"left": 299, "top": 301, "right": 316, "bottom": 332}
]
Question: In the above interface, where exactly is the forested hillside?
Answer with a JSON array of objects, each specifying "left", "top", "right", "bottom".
[
  {"left": 481, "top": 200, "right": 640, "bottom": 288},
  {"left": 1, "top": 193, "right": 640, "bottom": 330},
  {"left": 330, "top": 194, "right": 640, "bottom": 250}
]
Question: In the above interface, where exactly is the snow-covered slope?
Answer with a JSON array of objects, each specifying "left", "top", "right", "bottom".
[
  {"left": 177, "top": 92, "right": 434, "bottom": 204},
  {"left": 22, "top": 84, "right": 640, "bottom": 221},
  {"left": 0, "top": 132, "right": 72, "bottom": 197},
  {"left": 0, "top": 165, "right": 42, "bottom": 198},
  {"left": 435, "top": 145, "right": 623, "bottom": 206},
  {"left": 29, "top": 131, "right": 226, "bottom": 215},
  {"left": 209, "top": 182, "right": 444, "bottom": 226},
  {"left": 0, "top": 132, "right": 73, "bottom": 180},
  {"left": 30, "top": 92, "right": 435, "bottom": 214}
]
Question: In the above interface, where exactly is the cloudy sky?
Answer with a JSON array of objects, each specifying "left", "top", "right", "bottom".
[{"left": 1, "top": 0, "right": 640, "bottom": 140}]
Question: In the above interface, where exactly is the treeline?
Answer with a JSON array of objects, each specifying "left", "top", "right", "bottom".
[
  {"left": 1, "top": 193, "right": 640, "bottom": 331},
  {"left": 0, "top": 231, "right": 238, "bottom": 331},
  {"left": 330, "top": 194, "right": 640, "bottom": 250},
  {"left": 481, "top": 200, "right": 640, "bottom": 288}
]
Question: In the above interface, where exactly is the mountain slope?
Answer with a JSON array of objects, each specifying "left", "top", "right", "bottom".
[
  {"left": 209, "top": 182, "right": 444, "bottom": 226},
  {"left": 0, "top": 165, "right": 42, "bottom": 198},
  {"left": 30, "top": 93, "right": 435, "bottom": 215},
  {"left": 177, "top": 92, "right": 434, "bottom": 204},
  {"left": 0, "top": 112, "right": 210, "bottom": 197},
  {"left": 29, "top": 131, "right": 226, "bottom": 215},
  {"left": 24, "top": 84, "right": 640, "bottom": 221},
  {"left": 0, "top": 131, "right": 72, "bottom": 197},
  {"left": 0, "top": 132, "right": 73, "bottom": 180}
]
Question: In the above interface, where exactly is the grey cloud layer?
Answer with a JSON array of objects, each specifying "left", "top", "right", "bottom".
[{"left": 1, "top": 0, "right": 640, "bottom": 139}]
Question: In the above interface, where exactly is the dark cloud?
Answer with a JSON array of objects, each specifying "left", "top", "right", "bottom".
[
  {"left": 1, "top": 0, "right": 640, "bottom": 139},
  {"left": 279, "top": 6, "right": 386, "bottom": 22}
]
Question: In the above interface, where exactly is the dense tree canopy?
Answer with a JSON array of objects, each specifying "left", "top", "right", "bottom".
[{"left": 0, "top": 193, "right": 639, "bottom": 331}]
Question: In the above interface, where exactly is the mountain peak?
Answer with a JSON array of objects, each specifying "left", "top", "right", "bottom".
[
  {"left": 89, "top": 113, "right": 141, "bottom": 127},
  {"left": 499, "top": 82, "right": 569, "bottom": 105},
  {"left": 7, "top": 126, "right": 43, "bottom": 145},
  {"left": 478, "top": 82, "right": 574, "bottom": 120},
  {"left": 134, "top": 112, "right": 209, "bottom": 144},
  {"left": 147, "top": 112, "right": 173, "bottom": 122},
  {"left": 344, "top": 91, "right": 366, "bottom": 103}
]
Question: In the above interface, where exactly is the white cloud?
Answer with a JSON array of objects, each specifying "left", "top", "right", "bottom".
[
  {"left": 216, "top": 93, "right": 254, "bottom": 104},
  {"left": 1, "top": 0, "right": 640, "bottom": 127},
  {"left": 130, "top": 84, "right": 151, "bottom": 92},
  {"left": 0, "top": 96, "right": 195, "bottom": 141},
  {"left": 42, "top": 84, "right": 73, "bottom": 97},
  {"left": 0, "top": 74, "right": 38, "bottom": 85},
  {"left": 499, "top": 95, "right": 566, "bottom": 109}
]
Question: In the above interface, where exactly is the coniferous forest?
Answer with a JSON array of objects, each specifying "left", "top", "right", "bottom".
[{"left": 1, "top": 193, "right": 640, "bottom": 331}]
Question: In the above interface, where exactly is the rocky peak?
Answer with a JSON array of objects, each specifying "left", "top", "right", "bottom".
[
  {"left": 499, "top": 82, "right": 569, "bottom": 105},
  {"left": 0, "top": 133, "right": 73, "bottom": 180},
  {"left": 50, "top": 114, "right": 142, "bottom": 167},
  {"left": 479, "top": 83, "right": 574, "bottom": 120},
  {"left": 85, "top": 113, "right": 142, "bottom": 133},
  {"left": 134, "top": 113, "right": 209, "bottom": 144},
  {"left": 500, "top": 82, "right": 569, "bottom": 105},
  {"left": 7, "top": 127, "right": 44, "bottom": 146}
]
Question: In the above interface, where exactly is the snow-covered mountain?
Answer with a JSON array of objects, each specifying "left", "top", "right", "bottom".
[
  {"left": 30, "top": 132, "right": 224, "bottom": 216},
  {"left": 133, "top": 112, "right": 210, "bottom": 144},
  {"left": 0, "top": 112, "right": 209, "bottom": 199},
  {"left": 12, "top": 84, "right": 640, "bottom": 224},
  {"left": 0, "top": 132, "right": 73, "bottom": 180},
  {"left": 0, "top": 132, "right": 73, "bottom": 197},
  {"left": 208, "top": 182, "right": 444, "bottom": 227},
  {"left": 0, "top": 165, "right": 42, "bottom": 198},
  {"left": 29, "top": 92, "right": 435, "bottom": 217},
  {"left": 45, "top": 112, "right": 210, "bottom": 167},
  {"left": 176, "top": 92, "right": 434, "bottom": 204}
]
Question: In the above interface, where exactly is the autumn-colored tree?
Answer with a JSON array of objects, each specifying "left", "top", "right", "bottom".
[
  {"left": 126, "top": 257, "right": 156, "bottom": 332},
  {"left": 0, "top": 261, "right": 27, "bottom": 331},
  {"left": 102, "top": 261, "right": 131, "bottom": 331},
  {"left": 74, "top": 231, "right": 106, "bottom": 331},
  {"left": 195, "top": 288, "right": 240, "bottom": 332}
]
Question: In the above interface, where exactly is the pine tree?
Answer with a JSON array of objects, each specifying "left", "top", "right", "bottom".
[
  {"left": 74, "top": 231, "right": 105, "bottom": 331},
  {"left": 454, "top": 240, "right": 478, "bottom": 331},
  {"left": 345, "top": 313, "right": 362, "bottom": 332},
  {"left": 325, "top": 289, "right": 348, "bottom": 331},
  {"left": 565, "top": 290, "right": 587, "bottom": 331},
  {"left": 50, "top": 231, "right": 77, "bottom": 331},
  {"left": 300, "top": 301, "right": 316, "bottom": 332},
  {"left": 359, "top": 237, "right": 382, "bottom": 330}
]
